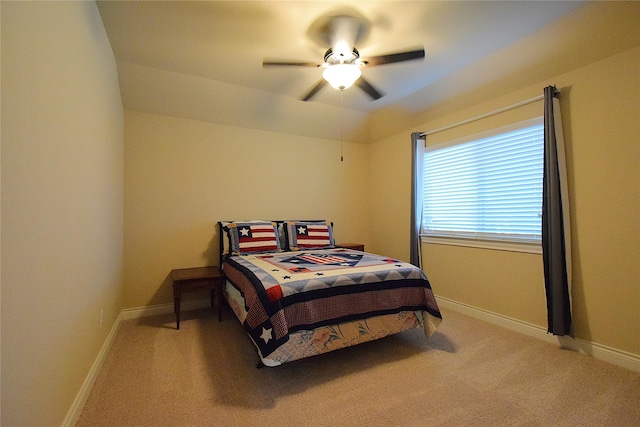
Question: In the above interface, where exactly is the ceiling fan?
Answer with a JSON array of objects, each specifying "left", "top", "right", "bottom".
[{"left": 262, "top": 14, "right": 425, "bottom": 102}]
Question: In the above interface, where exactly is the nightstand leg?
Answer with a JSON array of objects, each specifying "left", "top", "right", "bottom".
[
  {"left": 174, "top": 295, "right": 181, "bottom": 330},
  {"left": 217, "top": 287, "right": 223, "bottom": 322}
]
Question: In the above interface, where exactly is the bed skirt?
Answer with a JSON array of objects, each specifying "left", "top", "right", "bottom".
[{"left": 225, "top": 282, "right": 441, "bottom": 366}]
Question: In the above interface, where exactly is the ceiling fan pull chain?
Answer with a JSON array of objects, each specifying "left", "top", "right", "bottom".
[{"left": 340, "top": 90, "right": 344, "bottom": 162}]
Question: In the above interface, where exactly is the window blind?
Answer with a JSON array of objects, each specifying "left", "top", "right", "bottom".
[{"left": 422, "top": 119, "right": 544, "bottom": 243}]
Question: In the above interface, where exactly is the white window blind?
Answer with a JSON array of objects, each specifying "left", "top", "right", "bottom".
[{"left": 422, "top": 118, "right": 543, "bottom": 244}]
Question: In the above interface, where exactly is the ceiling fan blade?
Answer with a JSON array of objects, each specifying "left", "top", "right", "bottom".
[
  {"left": 263, "top": 59, "right": 320, "bottom": 67},
  {"left": 363, "top": 48, "right": 425, "bottom": 67},
  {"left": 356, "top": 77, "right": 383, "bottom": 100},
  {"left": 301, "top": 80, "right": 328, "bottom": 101}
]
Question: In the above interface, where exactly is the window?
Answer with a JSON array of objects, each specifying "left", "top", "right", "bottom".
[{"left": 421, "top": 118, "right": 543, "bottom": 250}]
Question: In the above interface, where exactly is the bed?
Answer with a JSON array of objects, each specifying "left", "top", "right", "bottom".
[{"left": 219, "top": 220, "right": 442, "bottom": 367}]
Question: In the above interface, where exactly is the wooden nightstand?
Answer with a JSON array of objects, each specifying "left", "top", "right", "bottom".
[
  {"left": 337, "top": 243, "right": 365, "bottom": 251},
  {"left": 170, "top": 266, "right": 225, "bottom": 329}
]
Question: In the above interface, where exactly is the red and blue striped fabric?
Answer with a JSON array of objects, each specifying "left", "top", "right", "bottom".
[
  {"left": 228, "top": 222, "right": 281, "bottom": 255},
  {"left": 286, "top": 221, "right": 334, "bottom": 251}
]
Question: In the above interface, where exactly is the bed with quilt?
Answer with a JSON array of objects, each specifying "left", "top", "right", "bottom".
[{"left": 219, "top": 220, "right": 442, "bottom": 367}]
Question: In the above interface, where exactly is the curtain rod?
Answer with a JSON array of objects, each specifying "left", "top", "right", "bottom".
[{"left": 420, "top": 93, "right": 548, "bottom": 138}]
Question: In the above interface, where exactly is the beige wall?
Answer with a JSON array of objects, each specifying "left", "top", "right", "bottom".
[
  {"left": 369, "top": 47, "right": 640, "bottom": 356},
  {"left": 367, "top": 129, "right": 412, "bottom": 261},
  {"left": 1, "top": 2, "right": 124, "bottom": 425},
  {"left": 124, "top": 112, "right": 370, "bottom": 308}
]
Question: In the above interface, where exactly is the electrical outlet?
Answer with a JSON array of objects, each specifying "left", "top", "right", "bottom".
[{"left": 100, "top": 309, "right": 104, "bottom": 328}]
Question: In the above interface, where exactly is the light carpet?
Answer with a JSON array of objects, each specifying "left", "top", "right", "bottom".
[{"left": 77, "top": 307, "right": 640, "bottom": 426}]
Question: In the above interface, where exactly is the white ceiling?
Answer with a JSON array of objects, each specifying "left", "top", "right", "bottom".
[{"left": 96, "top": 1, "right": 637, "bottom": 142}]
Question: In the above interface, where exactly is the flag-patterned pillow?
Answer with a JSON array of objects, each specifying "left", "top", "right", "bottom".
[
  {"left": 286, "top": 221, "right": 335, "bottom": 251},
  {"left": 225, "top": 221, "right": 282, "bottom": 255}
]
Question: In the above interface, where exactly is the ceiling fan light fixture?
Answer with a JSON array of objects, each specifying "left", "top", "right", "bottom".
[{"left": 322, "top": 63, "right": 362, "bottom": 90}]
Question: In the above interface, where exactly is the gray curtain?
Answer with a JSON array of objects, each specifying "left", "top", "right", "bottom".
[
  {"left": 410, "top": 132, "right": 425, "bottom": 267},
  {"left": 542, "top": 86, "right": 573, "bottom": 337}
]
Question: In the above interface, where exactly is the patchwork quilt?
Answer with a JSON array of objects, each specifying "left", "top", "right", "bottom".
[{"left": 223, "top": 248, "right": 442, "bottom": 359}]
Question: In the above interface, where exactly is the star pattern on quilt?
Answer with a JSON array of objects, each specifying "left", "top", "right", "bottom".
[
  {"left": 261, "top": 327, "right": 273, "bottom": 343},
  {"left": 239, "top": 227, "right": 250, "bottom": 236},
  {"left": 297, "top": 226, "right": 307, "bottom": 235}
]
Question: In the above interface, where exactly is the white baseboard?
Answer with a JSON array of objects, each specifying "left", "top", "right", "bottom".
[
  {"left": 62, "top": 310, "right": 125, "bottom": 427},
  {"left": 436, "top": 296, "right": 640, "bottom": 373},
  {"left": 62, "top": 298, "right": 210, "bottom": 426},
  {"left": 121, "top": 298, "right": 211, "bottom": 320}
]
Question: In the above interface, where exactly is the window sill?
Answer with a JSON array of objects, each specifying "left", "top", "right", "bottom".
[{"left": 420, "top": 235, "right": 542, "bottom": 254}]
